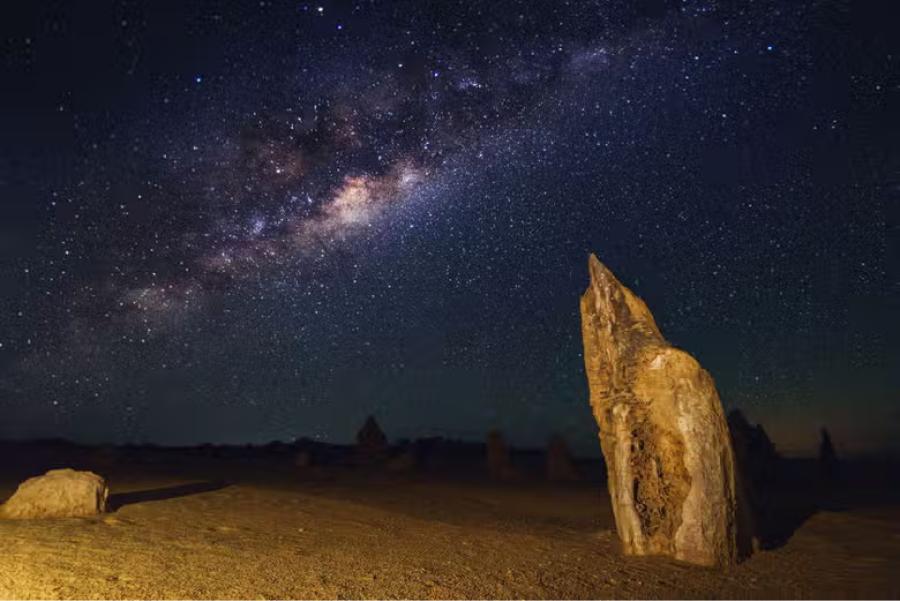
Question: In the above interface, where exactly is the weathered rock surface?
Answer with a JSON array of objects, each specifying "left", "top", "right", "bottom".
[
  {"left": 580, "top": 254, "right": 742, "bottom": 566},
  {"left": 546, "top": 434, "right": 580, "bottom": 481},
  {"left": 1, "top": 469, "right": 108, "bottom": 519}
]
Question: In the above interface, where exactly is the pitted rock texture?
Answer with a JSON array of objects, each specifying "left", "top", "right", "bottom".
[
  {"left": 580, "top": 254, "right": 742, "bottom": 566},
  {"left": 2, "top": 469, "right": 108, "bottom": 519}
]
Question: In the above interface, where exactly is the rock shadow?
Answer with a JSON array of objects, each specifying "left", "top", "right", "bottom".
[
  {"left": 109, "top": 480, "right": 228, "bottom": 511},
  {"left": 751, "top": 456, "right": 900, "bottom": 551},
  {"left": 755, "top": 491, "right": 819, "bottom": 550}
]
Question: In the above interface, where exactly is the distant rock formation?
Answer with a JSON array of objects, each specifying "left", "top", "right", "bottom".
[
  {"left": 728, "top": 410, "right": 779, "bottom": 548},
  {"left": 92, "top": 445, "right": 119, "bottom": 468},
  {"left": 818, "top": 427, "right": 839, "bottom": 482},
  {"left": 1, "top": 469, "right": 108, "bottom": 519},
  {"left": 294, "top": 450, "right": 313, "bottom": 468},
  {"left": 546, "top": 434, "right": 579, "bottom": 481},
  {"left": 356, "top": 415, "right": 388, "bottom": 462},
  {"left": 386, "top": 450, "right": 417, "bottom": 473},
  {"left": 580, "top": 254, "right": 743, "bottom": 566},
  {"left": 485, "top": 430, "right": 515, "bottom": 480},
  {"left": 728, "top": 411, "right": 779, "bottom": 485}
]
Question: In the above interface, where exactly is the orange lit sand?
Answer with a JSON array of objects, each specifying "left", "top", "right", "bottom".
[{"left": 1, "top": 467, "right": 898, "bottom": 599}]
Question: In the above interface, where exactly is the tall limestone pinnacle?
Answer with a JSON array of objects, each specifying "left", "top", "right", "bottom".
[{"left": 580, "top": 254, "right": 743, "bottom": 566}]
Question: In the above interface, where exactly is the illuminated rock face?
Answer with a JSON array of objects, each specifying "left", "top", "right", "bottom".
[
  {"left": 580, "top": 254, "right": 741, "bottom": 566},
  {"left": 2, "top": 469, "right": 108, "bottom": 519}
]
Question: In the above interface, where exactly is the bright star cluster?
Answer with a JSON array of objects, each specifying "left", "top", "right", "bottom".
[{"left": 0, "top": 0, "right": 894, "bottom": 454}]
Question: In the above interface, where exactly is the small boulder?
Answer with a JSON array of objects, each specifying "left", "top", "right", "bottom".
[
  {"left": 546, "top": 434, "right": 580, "bottom": 481},
  {"left": 1, "top": 469, "right": 108, "bottom": 519}
]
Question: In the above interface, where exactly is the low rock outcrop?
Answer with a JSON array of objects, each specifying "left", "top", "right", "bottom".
[
  {"left": 1, "top": 469, "right": 108, "bottom": 519},
  {"left": 580, "top": 254, "right": 743, "bottom": 566}
]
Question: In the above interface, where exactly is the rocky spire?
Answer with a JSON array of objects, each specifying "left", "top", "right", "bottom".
[
  {"left": 580, "top": 254, "right": 745, "bottom": 566},
  {"left": 356, "top": 415, "right": 388, "bottom": 460}
]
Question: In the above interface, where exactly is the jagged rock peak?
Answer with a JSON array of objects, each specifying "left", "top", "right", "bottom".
[{"left": 580, "top": 253, "right": 744, "bottom": 567}]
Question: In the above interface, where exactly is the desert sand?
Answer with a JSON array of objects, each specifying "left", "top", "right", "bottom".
[{"left": 0, "top": 444, "right": 898, "bottom": 599}]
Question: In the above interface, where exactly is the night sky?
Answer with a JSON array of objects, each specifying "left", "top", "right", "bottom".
[{"left": 0, "top": 0, "right": 895, "bottom": 455}]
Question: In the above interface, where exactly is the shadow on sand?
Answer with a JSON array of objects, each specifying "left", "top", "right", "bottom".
[
  {"left": 756, "top": 493, "right": 819, "bottom": 550},
  {"left": 752, "top": 457, "right": 900, "bottom": 551},
  {"left": 109, "top": 480, "right": 229, "bottom": 511}
]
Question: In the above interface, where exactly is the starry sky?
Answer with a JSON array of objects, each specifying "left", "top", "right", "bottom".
[{"left": 0, "top": 0, "right": 895, "bottom": 456}]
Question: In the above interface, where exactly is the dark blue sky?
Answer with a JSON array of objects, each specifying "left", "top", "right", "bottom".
[{"left": 0, "top": 0, "right": 895, "bottom": 456}]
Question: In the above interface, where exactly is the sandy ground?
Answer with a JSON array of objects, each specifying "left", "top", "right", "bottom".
[{"left": 0, "top": 461, "right": 898, "bottom": 600}]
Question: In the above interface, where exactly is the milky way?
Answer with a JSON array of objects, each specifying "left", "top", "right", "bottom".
[{"left": 0, "top": 0, "right": 894, "bottom": 453}]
